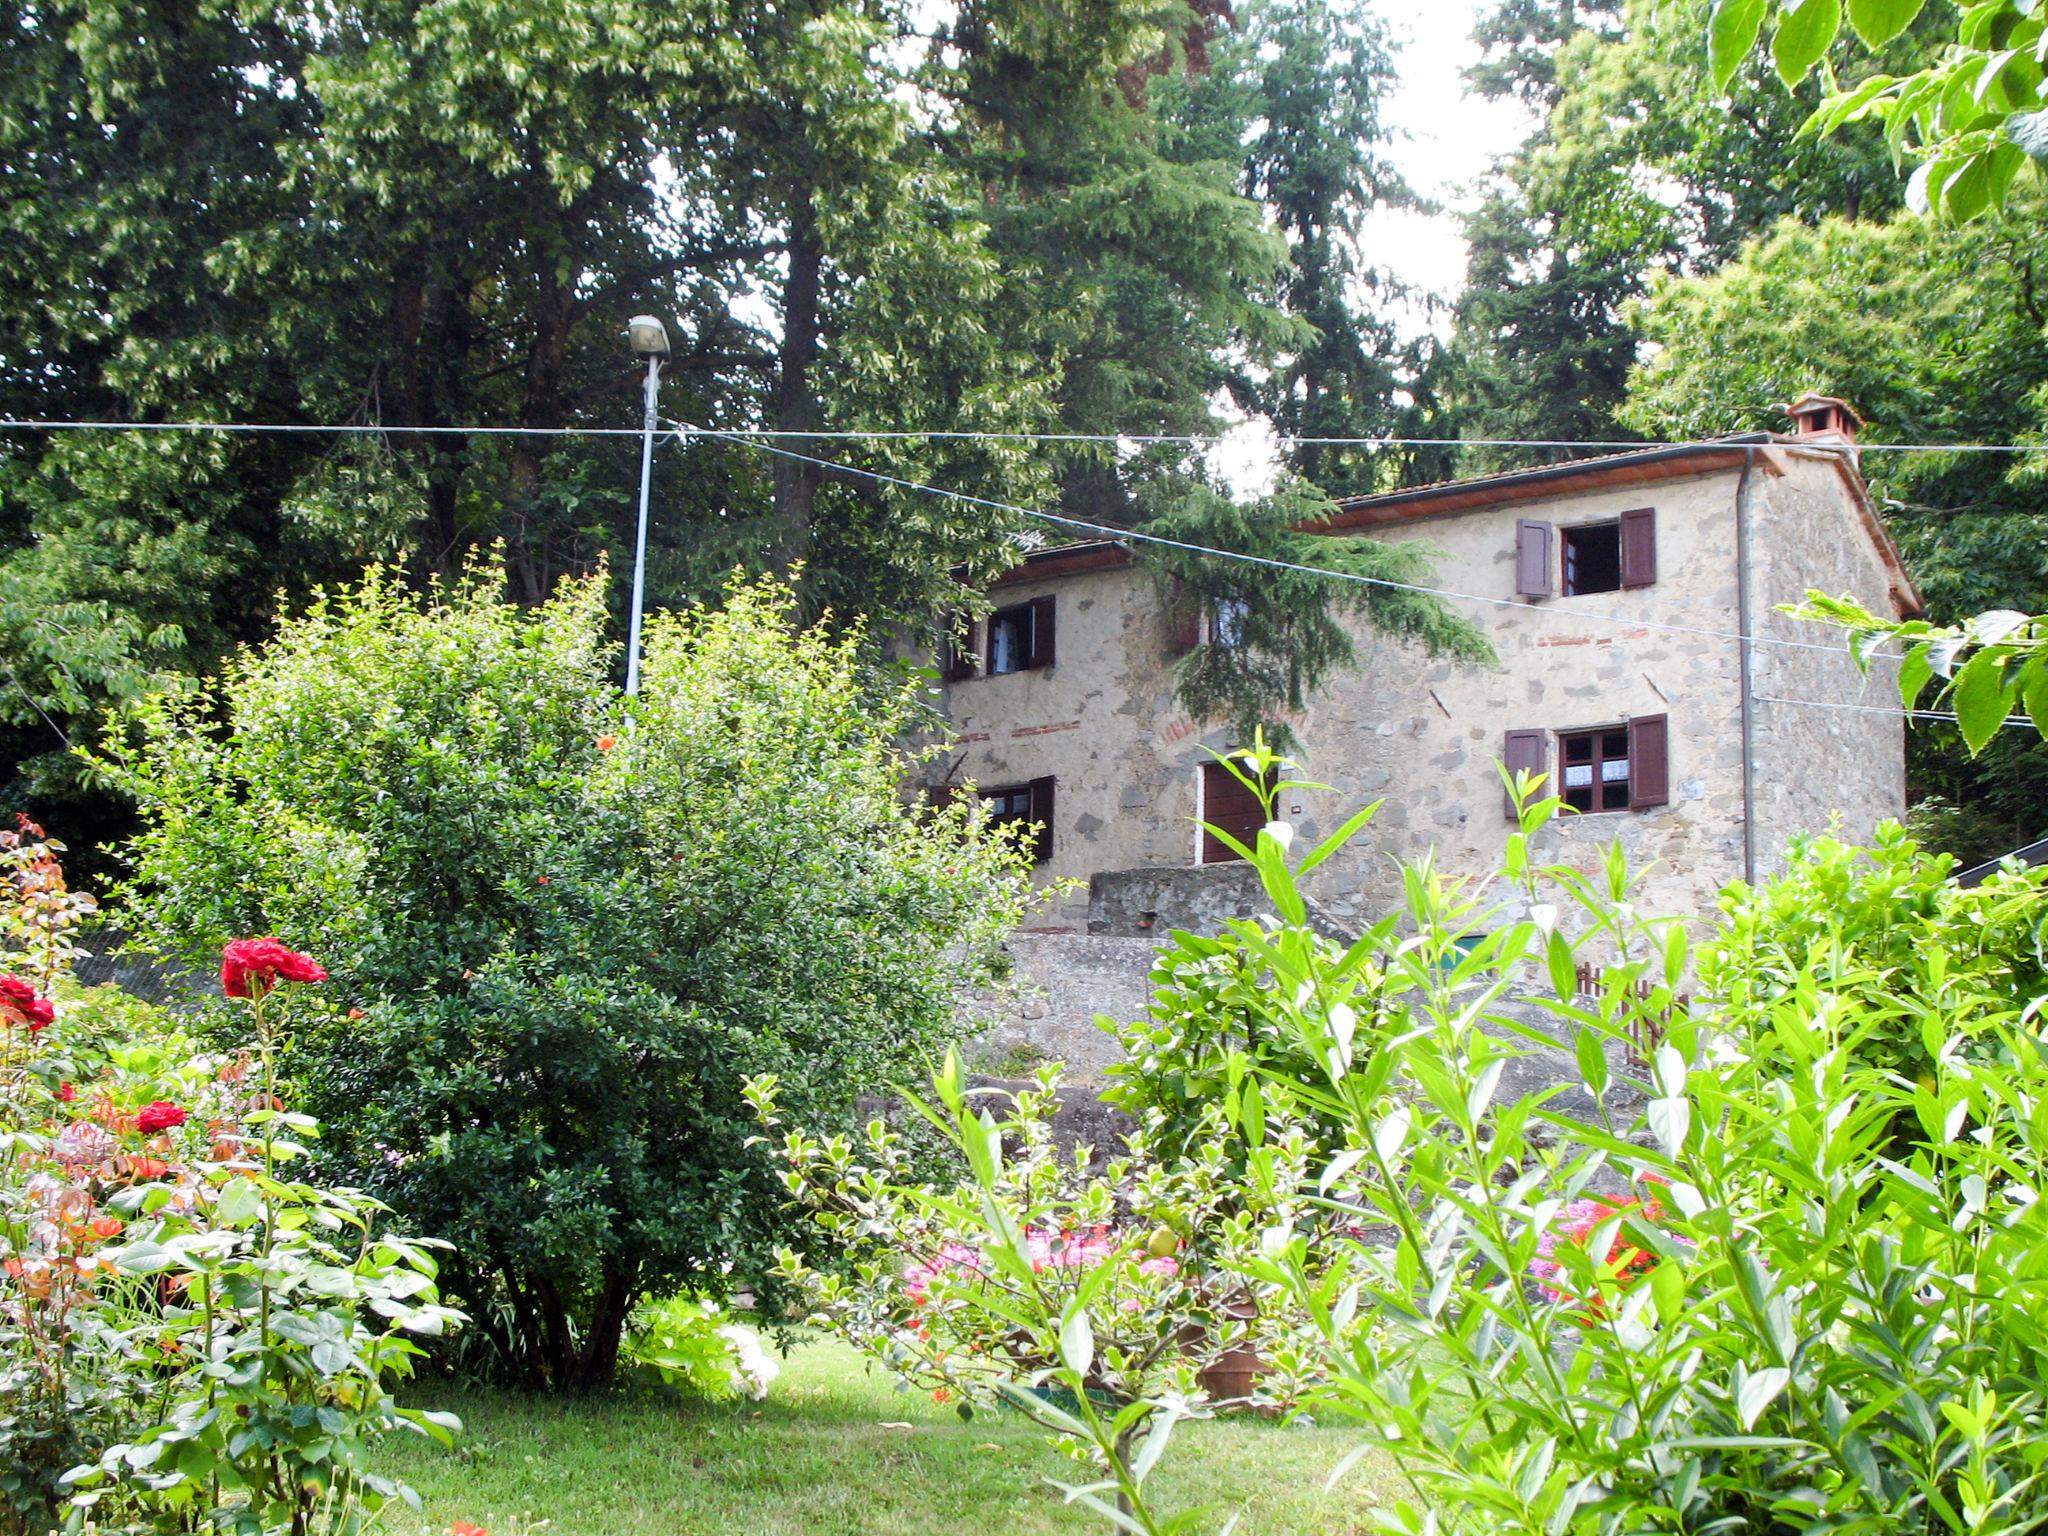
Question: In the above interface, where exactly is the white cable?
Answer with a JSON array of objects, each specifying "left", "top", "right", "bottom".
[
  {"left": 0, "top": 418, "right": 644, "bottom": 438},
  {"left": 1, "top": 415, "right": 2044, "bottom": 454},
  {"left": 1753, "top": 694, "right": 2040, "bottom": 732},
  {"left": 682, "top": 422, "right": 1907, "bottom": 664}
]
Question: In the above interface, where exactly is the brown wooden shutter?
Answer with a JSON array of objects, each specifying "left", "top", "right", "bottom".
[
  {"left": 943, "top": 615, "right": 978, "bottom": 681},
  {"left": 1027, "top": 595, "right": 1056, "bottom": 670},
  {"left": 1026, "top": 775, "right": 1055, "bottom": 863},
  {"left": 1167, "top": 579, "right": 1203, "bottom": 654},
  {"left": 1515, "top": 521, "right": 1554, "bottom": 598},
  {"left": 1620, "top": 507, "right": 1657, "bottom": 589},
  {"left": 1502, "top": 728, "right": 1547, "bottom": 819},
  {"left": 1628, "top": 715, "right": 1669, "bottom": 809},
  {"left": 924, "top": 783, "right": 956, "bottom": 816}
]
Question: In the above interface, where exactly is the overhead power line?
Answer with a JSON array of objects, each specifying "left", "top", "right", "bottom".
[
  {"left": 1753, "top": 694, "right": 2041, "bottom": 733},
  {"left": 1, "top": 415, "right": 2046, "bottom": 455},
  {"left": 681, "top": 423, "right": 1906, "bottom": 666}
]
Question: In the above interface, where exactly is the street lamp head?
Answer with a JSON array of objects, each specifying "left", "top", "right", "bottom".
[{"left": 625, "top": 314, "right": 670, "bottom": 356}]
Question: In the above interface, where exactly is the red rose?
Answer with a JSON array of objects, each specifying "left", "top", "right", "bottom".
[
  {"left": 221, "top": 938, "right": 328, "bottom": 999},
  {"left": 136, "top": 1101, "right": 187, "bottom": 1134},
  {"left": 57, "top": 1082, "right": 75, "bottom": 1103},
  {"left": 0, "top": 973, "right": 54, "bottom": 1030}
]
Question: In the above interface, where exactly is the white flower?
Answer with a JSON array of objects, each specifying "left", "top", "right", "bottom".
[
  {"left": 719, "top": 1322, "right": 779, "bottom": 1400},
  {"left": 1262, "top": 820, "right": 1294, "bottom": 851}
]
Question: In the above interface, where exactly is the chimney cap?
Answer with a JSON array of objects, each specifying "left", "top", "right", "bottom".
[{"left": 1784, "top": 393, "right": 1864, "bottom": 437}]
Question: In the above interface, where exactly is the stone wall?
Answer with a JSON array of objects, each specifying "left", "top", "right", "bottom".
[{"left": 963, "top": 931, "right": 1159, "bottom": 1081}]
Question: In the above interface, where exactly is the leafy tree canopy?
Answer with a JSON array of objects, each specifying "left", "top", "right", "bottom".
[{"left": 1, "top": 0, "right": 1481, "bottom": 855}]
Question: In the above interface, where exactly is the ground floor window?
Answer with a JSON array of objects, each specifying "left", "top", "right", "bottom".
[
  {"left": 1559, "top": 727, "right": 1632, "bottom": 813},
  {"left": 981, "top": 778, "right": 1055, "bottom": 864}
]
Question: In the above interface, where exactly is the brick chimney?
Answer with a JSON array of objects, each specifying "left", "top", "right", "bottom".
[{"left": 1785, "top": 393, "right": 1862, "bottom": 443}]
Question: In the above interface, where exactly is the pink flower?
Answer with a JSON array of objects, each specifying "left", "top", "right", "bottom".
[
  {"left": 221, "top": 938, "right": 327, "bottom": 999},
  {"left": 1138, "top": 1256, "right": 1180, "bottom": 1278},
  {"left": 1529, "top": 1193, "right": 1680, "bottom": 1310}
]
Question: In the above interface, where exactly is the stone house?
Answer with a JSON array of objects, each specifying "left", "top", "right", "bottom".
[{"left": 929, "top": 398, "right": 1920, "bottom": 949}]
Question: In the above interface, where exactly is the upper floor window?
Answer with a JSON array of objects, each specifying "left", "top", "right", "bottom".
[
  {"left": 1516, "top": 508, "right": 1657, "bottom": 598},
  {"left": 1211, "top": 596, "right": 1250, "bottom": 649},
  {"left": 1562, "top": 523, "right": 1622, "bottom": 595},
  {"left": 960, "top": 595, "right": 1056, "bottom": 678}
]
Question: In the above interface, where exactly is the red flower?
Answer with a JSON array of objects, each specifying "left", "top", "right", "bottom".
[
  {"left": 451, "top": 1524, "right": 490, "bottom": 1536},
  {"left": 57, "top": 1082, "right": 76, "bottom": 1103},
  {"left": 136, "top": 1101, "right": 187, "bottom": 1134},
  {"left": 535, "top": 875, "right": 550, "bottom": 886},
  {"left": 0, "top": 973, "right": 54, "bottom": 1030},
  {"left": 221, "top": 938, "right": 327, "bottom": 999},
  {"left": 596, "top": 735, "right": 617, "bottom": 751},
  {"left": 347, "top": 1007, "right": 365, "bottom": 1021}
]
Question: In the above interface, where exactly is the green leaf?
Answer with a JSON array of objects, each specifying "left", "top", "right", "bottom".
[
  {"left": 1950, "top": 648, "right": 2015, "bottom": 753},
  {"left": 1058, "top": 1304, "right": 1094, "bottom": 1379},
  {"left": 1575, "top": 1026, "right": 1610, "bottom": 1097},
  {"left": 1297, "top": 800, "right": 1383, "bottom": 876},
  {"left": 1774, "top": 0, "right": 1842, "bottom": 87},
  {"left": 1710, "top": 0, "right": 1771, "bottom": 91},
  {"left": 1736, "top": 1366, "right": 1791, "bottom": 1429},
  {"left": 1847, "top": 0, "right": 1928, "bottom": 45},
  {"left": 1897, "top": 644, "right": 1935, "bottom": 709}
]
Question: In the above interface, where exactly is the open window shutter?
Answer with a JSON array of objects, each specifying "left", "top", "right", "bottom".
[
  {"left": 1027, "top": 595, "right": 1056, "bottom": 670},
  {"left": 1167, "top": 579, "right": 1203, "bottom": 654},
  {"left": 1620, "top": 508, "right": 1657, "bottom": 589},
  {"left": 1027, "top": 776, "right": 1056, "bottom": 863},
  {"left": 923, "top": 783, "right": 956, "bottom": 817},
  {"left": 942, "top": 616, "right": 978, "bottom": 681},
  {"left": 1628, "top": 715, "right": 1669, "bottom": 809},
  {"left": 1502, "top": 729, "right": 1547, "bottom": 819},
  {"left": 1515, "top": 521, "right": 1554, "bottom": 598}
]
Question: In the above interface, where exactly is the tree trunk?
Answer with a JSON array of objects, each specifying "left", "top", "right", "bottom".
[
  {"left": 770, "top": 190, "right": 824, "bottom": 577},
  {"left": 564, "top": 1260, "right": 640, "bottom": 1393}
]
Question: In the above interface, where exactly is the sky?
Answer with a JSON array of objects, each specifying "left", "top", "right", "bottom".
[{"left": 1362, "top": 0, "right": 1540, "bottom": 338}]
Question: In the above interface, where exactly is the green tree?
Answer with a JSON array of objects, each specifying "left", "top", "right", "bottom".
[
  {"left": 1624, "top": 207, "right": 2048, "bottom": 854},
  {"left": 100, "top": 563, "right": 1036, "bottom": 1391},
  {"left": 1706, "top": 0, "right": 2048, "bottom": 221},
  {"left": 1447, "top": 0, "right": 1925, "bottom": 469}
]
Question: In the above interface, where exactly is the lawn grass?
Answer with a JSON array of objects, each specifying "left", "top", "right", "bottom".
[{"left": 378, "top": 1336, "right": 1396, "bottom": 1536}]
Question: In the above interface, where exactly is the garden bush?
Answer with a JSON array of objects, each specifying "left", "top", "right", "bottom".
[{"left": 101, "top": 559, "right": 1037, "bottom": 1391}]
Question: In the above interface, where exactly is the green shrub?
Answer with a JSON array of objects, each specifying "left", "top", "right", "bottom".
[
  {"left": 1215, "top": 778, "right": 2048, "bottom": 1536},
  {"left": 1702, "top": 819, "right": 2048, "bottom": 1080},
  {"left": 621, "top": 1294, "right": 778, "bottom": 1401},
  {"left": 1099, "top": 737, "right": 1369, "bottom": 1170},
  {"left": 101, "top": 560, "right": 1035, "bottom": 1391}
]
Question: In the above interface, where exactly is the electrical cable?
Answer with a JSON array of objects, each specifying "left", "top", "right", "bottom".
[
  {"left": 1, "top": 415, "right": 2045, "bottom": 454},
  {"left": 679, "top": 421, "right": 1910, "bottom": 665}
]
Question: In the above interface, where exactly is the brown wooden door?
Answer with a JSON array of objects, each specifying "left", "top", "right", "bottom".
[{"left": 1200, "top": 761, "right": 1270, "bottom": 863}]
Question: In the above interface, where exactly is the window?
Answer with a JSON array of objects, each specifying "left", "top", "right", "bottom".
[
  {"left": 982, "top": 777, "right": 1054, "bottom": 863},
  {"left": 1211, "top": 596, "right": 1250, "bottom": 649},
  {"left": 1516, "top": 508, "right": 1655, "bottom": 598},
  {"left": 983, "top": 596, "right": 1056, "bottom": 676},
  {"left": 1199, "top": 760, "right": 1272, "bottom": 864},
  {"left": 1502, "top": 716, "right": 1668, "bottom": 819},
  {"left": 1559, "top": 727, "right": 1632, "bottom": 812},
  {"left": 1562, "top": 523, "right": 1622, "bottom": 596}
]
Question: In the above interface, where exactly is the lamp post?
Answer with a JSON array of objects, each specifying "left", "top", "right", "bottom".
[{"left": 624, "top": 314, "right": 670, "bottom": 696}]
